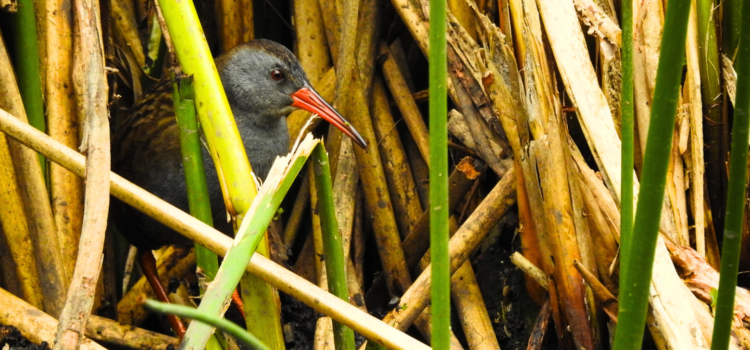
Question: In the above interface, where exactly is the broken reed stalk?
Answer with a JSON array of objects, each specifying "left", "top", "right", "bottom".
[
  {"left": 612, "top": 0, "right": 692, "bottom": 348},
  {"left": 429, "top": 0, "right": 449, "bottom": 347},
  {"left": 144, "top": 299, "right": 269, "bottom": 350},
  {"left": 182, "top": 138, "right": 317, "bottom": 349},
  {"left": 0, "top": 108, "right": 429, "bottom": 350},
  {"left": 54, "top": 0, "right": 110, "bottom": 346},
  {"left": 0, "top": 34, "right": 67, "bottom": 316},
  {"left": 172, "top": 73, "right": 219, "bottom": 280},
  {"left": 685, "top": 3, "right": 707, "bottom": 257},
  {"left": 312, "top": 143, "right": 356, "bottom": 350},
  {"left": 710, "top": 0, "right": 750, "bottom": 347},
  {"left": 45, "top": 0, "right": 84, "bottom": 282}
]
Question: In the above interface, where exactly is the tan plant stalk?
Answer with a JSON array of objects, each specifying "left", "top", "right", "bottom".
[
  {"left": 216, "top": 0, "right": 242, "bottom": 52},
  {"left": 0, "top": 34, "right": 67, "bottom": 316},
  {"left": 0, "top": 231, "right": 22, "bottom": 297},
  {"left": 684, "top": 1, "right": 706, "bottom": 256},
  {"left": 294, "top": 0, "right": 331, "bottom": 84},
  {"left": 0, "top": 134, "right": 43, "bottom": 309},
  {"left": 379, "top": 42, "right": 430, "bottom": 166},
  {"left": 371, "top": 77, "right": 423, "bottom": 237},
  {"left": 45, "top": 0, "right": 84, "bottom": 281},
  {"left": 332, "top": 138, "right": 359, "bottom": 260},
  {"left": 240, "top": 0, "right": 253, "bottom": 42},
  {"left": 0, "top": 288, "right": 105, "bottom": 350},
  {"left": 53, "top": 0, "right": 110, "bottom": 346},
  {"left": 450, "top": 261, "right": 499, "bottom": 349},
  {"left": 85, "top": 315, "right": 181, "bottom": 349}
]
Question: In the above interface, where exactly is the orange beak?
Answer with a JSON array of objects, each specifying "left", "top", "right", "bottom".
[{"left": 291, "top": 87, "right": 367, "bottom": 148}]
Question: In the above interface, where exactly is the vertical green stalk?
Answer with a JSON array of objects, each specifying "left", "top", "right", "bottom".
[
  {"left": 429, "top": 0, "right": 449, "bottom": 348},
  {"left": 619, "top": 0, "right": 634, "bottom": 277},
  {"left": 311, "top": 143, "right": 355, "bottom": 350},
  {"left": 9, "top": 0, "right": 46, "bottom": 172},
  {"left": 172, "top": 73, "right": 223, "bottom": 350},
  {"left": 612, "top": 0, "right": 691, "bottom": 348},
  {"left": 172, "top": 73, "right": 219, "bottom": 280},
  {"left": 710, "top": 1, "right": 750, "bottom": 348},
  {"left": 722, "top": 0, "right": 742, "bottom": 61}
]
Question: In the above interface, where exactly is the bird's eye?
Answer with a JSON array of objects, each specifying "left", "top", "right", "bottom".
[{"left": 270, "top": 69, "right": 284, "bottom": 81}]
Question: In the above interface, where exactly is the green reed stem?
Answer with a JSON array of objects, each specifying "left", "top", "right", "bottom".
[
  {"left": 613, "top": 0, "right": 691, "bottom": 348},
  {"left": 311, "top": 143, "right": 355, "bottom": 350},
  {"left": 9, "top": 0, "right": 46, "bottom": 172},
  {"left": 429, "top": 0, "right": 449, "bottom": 349},
  {"left": 172, "top": 73, "right": 219, "bottom": 280}
]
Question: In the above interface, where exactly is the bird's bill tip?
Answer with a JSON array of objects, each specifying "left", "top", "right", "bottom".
[{"left": 291, "top": 87, "right": 368, "bottom": 149}]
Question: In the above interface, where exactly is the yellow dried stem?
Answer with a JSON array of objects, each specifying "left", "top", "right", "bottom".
[
  {"left": 111, "top": 0, "right": 145, "bottom": 68},
  {"left": 241, "top": 0, "right": 254, "bottom": 42},
  {"left": 54, "top": 0, "right": 111, "bottom": 344},
  {"left": 449, "top": 0, "right": 476, "bottom": 40},
  {"left": 685, "top": 2, "right": 706, "bottom": 256},
  {"left": 0, "top": 288, "right": 105, "bottom": 350},
  {"left": 379, "top": 42, "right": 430, "bottom": 166},
  {"left": 451, "top": 261, "right": 500, "bottom": 350},
  {"left": 294, "top": 0, "right": 331, "bottom": 83},
  {"left": 510, "top": 252, "right": 548, "bottom": 290},
  {"left": 0, "top": 137, "right": 43, "bottom": 309},
  {"left": 85, "top": 315, "right": 180, "bottom": 349},
  {"left": 371, "top": 78, "right": 423, "bottom": 237},
  {"left": 0, "top": 231, "right": 22, "bottom": 297},
  {"left": 45, "top": 0, "right": 83, "bottom": 281},
  {"left": 332, "top": 139, "right": 359, "bottom": 261},
  {"left": 216, "top": 0, "right": 242, "bottom": 52},
  {"left": 0, "top": 34, "right": 67, "bottom": 316}
]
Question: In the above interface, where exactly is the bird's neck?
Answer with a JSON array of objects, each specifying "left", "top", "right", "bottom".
[{"left": 232, "top": 109, "right": 290, "bottom": 179}]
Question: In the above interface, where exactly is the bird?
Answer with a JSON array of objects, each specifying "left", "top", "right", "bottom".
[{"left": 110, "top": 39, "right": 367, "bottom": 336}]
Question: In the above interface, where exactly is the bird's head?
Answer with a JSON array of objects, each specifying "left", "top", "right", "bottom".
[{"left": 217, "top": 39, "right": 367, "bottom": 148}]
